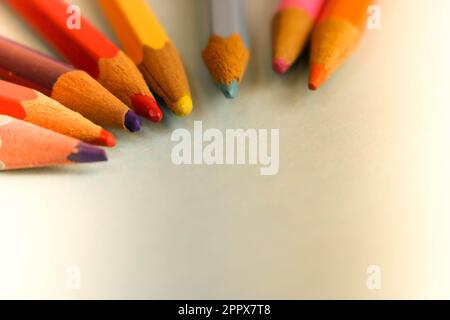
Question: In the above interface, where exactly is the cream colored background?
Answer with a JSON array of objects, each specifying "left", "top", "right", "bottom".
[{"left": 0, "top": 0, "right": 449, "bottom": 299}]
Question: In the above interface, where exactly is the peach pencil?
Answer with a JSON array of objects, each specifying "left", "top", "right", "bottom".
[
  {"left": 272, "top": 0, "right": 326, "bottom": 74},
  {"left": 0, "top": 115, "right": 107, "bottom": 170}
]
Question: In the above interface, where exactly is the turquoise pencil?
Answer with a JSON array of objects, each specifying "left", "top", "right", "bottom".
[{"left": 202, "top": 0, "right": 250, "bottom": 99}]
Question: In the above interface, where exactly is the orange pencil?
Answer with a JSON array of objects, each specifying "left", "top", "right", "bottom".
[
  {"left": 6, "top": 0, "right": 163, "bottom": 122},
  {"left": 0, "top": 115, "right": 107, "bottom": 170},
  {"left": 0, "top": 80, "right": 115, "bottom": 147},
  {"left": 309, "top": 0, "right": 374, "bottom": 90}
]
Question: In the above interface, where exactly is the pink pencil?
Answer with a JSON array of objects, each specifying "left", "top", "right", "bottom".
[{"left": 272, "top": 0, "right": 326, "bottom": 74}]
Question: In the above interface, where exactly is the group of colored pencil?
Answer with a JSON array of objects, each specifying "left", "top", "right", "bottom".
[
  {"left": 0, "top": 0, "right": 373, "bottom": 171},
  {"left": 272, "top": 0, "right": 374, "bottom": 89},
  {"left": 203, "top": 0, "right": 373, "bottom": 96},
  {"left": 0, "top": 0, "right": 192, "bottom": 170}
]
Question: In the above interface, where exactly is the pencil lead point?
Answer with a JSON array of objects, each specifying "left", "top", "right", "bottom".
[
  {"left": 124, "top": 110, "right": 142, "bottom": 132},
  {"left": 132, "top": 94, "right": 163, "bottom": 123},
  {"left": 69, "top": 143, "right": 108, "bottom": 163},
  {"left": 272, "top": 58, "right": 290, "bottom": 74},
  {"left": 309, "top": 63, "right": 327, "bottom": 90},
  {"left": 173, "top": 95, "right": 193, "bottom": 117},
  {"left": 219, "top": 81, "right": 239, "bottom": 99},
  {"left": 93, "top": 129, "right": 116, "bottom": 147}
]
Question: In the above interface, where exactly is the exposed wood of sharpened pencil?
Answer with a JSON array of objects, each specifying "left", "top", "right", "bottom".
[
  {"left": 202, "top": 0, "right": 250, "bottom": 99},
  {"left": 0, "top": 36, "right": 141, "bottom": 132},
  {"left": 98, "top": 0, "right": 192, "bottom": 117},
  {"left": 0, "top": 80, "right": 116, "bottom": 147},
  {"left": 272, "top": 0, "right": 325, "bottom": 74},
  {"left": 0, "top": 115, "right": 107, "bottom": 171},
  {"left": 309, "top": 0, "right": 375, "bottom": 90}
]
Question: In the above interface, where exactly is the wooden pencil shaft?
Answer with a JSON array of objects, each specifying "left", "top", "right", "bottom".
[
  {"left": 319, "top": 0, "right": 374, "bottom": 28},
  {"left": 98, "top": 0, "right": 168, "bottom": 60},
  {"left": 308, "top": 0, "right": 376, "bottom": 90},
  {"left": 0, "top": 80, "right": 111, "bottom": 144},
  {"left": 98, "top": 0, "right": 192, "bottom": 117},
  {"left": 0, "top": 36, "right": 71, "bottom": 96},
  {"left": 0, "top": 37, "right": 130, "bottom": 130},
  {"left": 6, "top": 0, "right": 118, "bottom": 78},
  {"left": 276, "top": 0, "right": 325, "bottom": 19},
  {"left": 209, "top": 0, "right": 249, "bottom": 47}
]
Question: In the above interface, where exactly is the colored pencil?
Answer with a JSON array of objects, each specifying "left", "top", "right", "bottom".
[
  {"left": 6, "top": 0, "right": 163, "bottom": 123},
  {"left": 0, "top": 36, "right": 141, "bottom": 132},
  {"left": 272, "top": 0, "right": 325, "bottom": 74},
  {"left": 309, "top": 0, "right": 374, "bottom": 90},
  {"left": 202, "top": 0, "right": 250, "bottom": 99},
  {"left": 0, "top": 115, "right": 107, "bottom": 170},
  {"left": 0, "top": 80, "right": 116, "bottom": 147},
  {"left": 98, "top": 0, "right": 193, "bottom": 117}
]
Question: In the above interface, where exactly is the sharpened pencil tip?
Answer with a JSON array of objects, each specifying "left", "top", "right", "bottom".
[
  {"left": 219, "top": 81, "right": 239, "bottom": 99},
  {"left": 124, "top": 110, "right": 142, "bottom": 132},
  {"left": 92, "top": 129, "right": 116, "bottom": 147},
  {"left": 131, "top": 94, "right": 163, "bottom": 123},
  {"left": 69, "top": 143, "right": 108, "bottom": 163},
  {"left": 272, "top": 59, "right": 290, "bottom": 74},
  {"left": 309, "top": 63, "right": 327, "bottom": 90},
  {"left": 173, "top": 95, "right": 193, "bottom": 117}
]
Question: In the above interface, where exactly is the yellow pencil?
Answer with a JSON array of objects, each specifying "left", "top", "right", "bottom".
[{"left": 98, "top": 0, "right": 193, "bottom": 117}]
